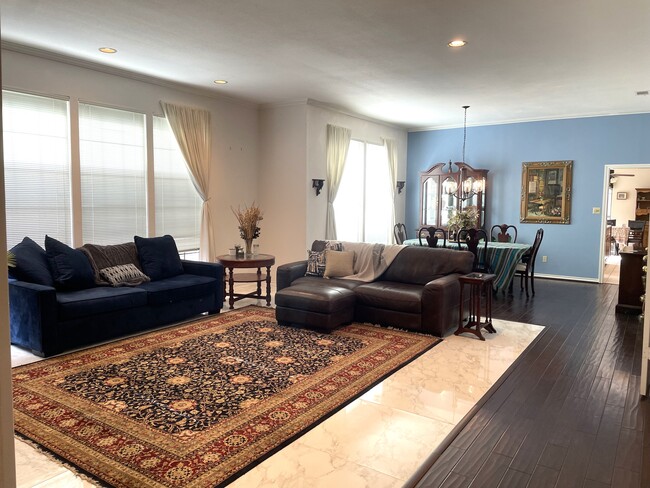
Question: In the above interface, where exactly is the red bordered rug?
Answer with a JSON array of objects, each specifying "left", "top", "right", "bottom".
[{"left": 13, "top": 306, "right": 440, "bottom": 487}]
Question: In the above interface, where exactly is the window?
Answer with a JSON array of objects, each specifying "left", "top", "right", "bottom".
[
  {"left": 3, "top": 94, "right": 203, "bottom": 256},
  {"left": 2, "top": 91, "right": 71, "bottom": 248},
  {"left": 153, "top": 116, "right": 201, "bottom": 251},
  {"left": 334, "top": 140, "right": 392, "bottom": 243},
  {"left": 79, "top": 104, "right": 147, "bottom": 245}
]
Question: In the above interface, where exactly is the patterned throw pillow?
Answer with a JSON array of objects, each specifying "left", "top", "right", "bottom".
[
  {"left": 99, "top": 264, "right": 150, "bottom": 287},
  {"left": 305, "top": 241, "right": 342, "bottom": 277}
]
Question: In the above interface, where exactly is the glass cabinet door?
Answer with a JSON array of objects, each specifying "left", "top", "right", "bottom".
[
  {"left": 420, "top": 162, "right": 489, "bottom": 230},
  {"left": 422, "top": 176, "right": 439, "bottom": 226}
]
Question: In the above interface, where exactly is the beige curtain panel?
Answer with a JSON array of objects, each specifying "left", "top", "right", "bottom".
[
  {"left": 160, "top": 101, "right": 215, "bottom": 261},
  {"left": 325, "top": 124, "right": 352, "bottom": 240},
  {"left": 383, "top": 138, "right": 398, "bottom": 243}
]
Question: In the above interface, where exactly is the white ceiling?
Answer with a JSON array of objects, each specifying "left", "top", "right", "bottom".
[{"left": 1, "top": 0, "right": 649, "bottom": 129}]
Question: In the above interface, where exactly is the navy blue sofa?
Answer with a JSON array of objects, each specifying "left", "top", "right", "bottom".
[{"left": 8, "top": 236, "right": 223, "bottom": 357}]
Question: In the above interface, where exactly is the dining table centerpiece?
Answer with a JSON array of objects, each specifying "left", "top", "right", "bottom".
[
  {"left": 447, "top": 207, "right": 479, "bottom": 240},
  {"left": 232, "top": 202, "right": 263, "bottom": 256}
]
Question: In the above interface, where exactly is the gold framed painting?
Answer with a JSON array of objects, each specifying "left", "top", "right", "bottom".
[{"left": 520, "top": 160, "right": 573, "bottom": 224}]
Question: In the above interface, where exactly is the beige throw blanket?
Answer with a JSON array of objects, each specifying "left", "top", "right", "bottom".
[{"left": 339, "top": 241, "right": 406, "bottom": 282}]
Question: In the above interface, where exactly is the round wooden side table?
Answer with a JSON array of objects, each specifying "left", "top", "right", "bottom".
[
  {"left": 455, "top": 272, "right": 497, "bottom": 341},
  {"left": 216, "top": 254, "right": 275, "bottom": 309}
]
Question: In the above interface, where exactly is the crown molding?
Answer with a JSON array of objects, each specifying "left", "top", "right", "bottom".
[
  {"left": 408, "top": 110, "right": 650, "bottom": 132},
  {"left": 258, "top": 97, "right": 407, "bottom": 131},
  {"left": 305, "top": 99, "right": 406, "bottom": 131},
  {"left": 1, "top": 40, "right": 258, "bottom": 109},
  {"left": 258, "top": 99, "right": 309, "bottom": 110}
]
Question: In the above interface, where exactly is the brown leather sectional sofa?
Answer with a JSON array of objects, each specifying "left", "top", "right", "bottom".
[{"left": 275, "top": 241, "right": 474, "bottom": 336}]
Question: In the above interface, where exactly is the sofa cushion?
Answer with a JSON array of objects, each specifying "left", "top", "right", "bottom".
[
  {"left": 275, "top": 283, "right": 356, "bottom": 314},
  {"left": 354, "top": 281, "right": 423, "bottom": 314},
  {"left": 57, "top": 286, "right": 148, "bottom": 321},
  {"left": 380, "top": 247, "right": 474, "bottom": 285},
  {"left": 291, "top": 276, "right": 365, "bottom": 291},
  {"left": 134, "top": 235, "right": 184, "bottom": 281},
  {"left": 45, "top": 235, "right": 95, "bottom": 291},
  {"left": 9, "top": 237, "right": 54, "bottom": 287},
  {"left": 136, "top": 274, "right": 218, "bottom": 306}
]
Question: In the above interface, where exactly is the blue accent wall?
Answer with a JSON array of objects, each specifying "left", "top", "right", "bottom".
[{"left": 407, "top": 113, "right": 650, "bottom": 280}]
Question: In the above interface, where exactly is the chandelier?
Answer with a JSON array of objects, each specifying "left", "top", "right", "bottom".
[{"left": 447, "top": 105, "right": 485, "bottom": 200}]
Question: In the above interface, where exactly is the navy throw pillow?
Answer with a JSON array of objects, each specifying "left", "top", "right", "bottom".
[
  {"left": 45, "top": 235, "right": 95, "bottom": 291},
  {"left": 134, "top": 235, "right": 184, "bottom": 281},
  {"left": 9, "top": 237, "right": 54, "bottom": 287}
]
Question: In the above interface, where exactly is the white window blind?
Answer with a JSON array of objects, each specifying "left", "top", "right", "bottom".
[
  {"left": 153, "top": 116, "right": 201, "bottom": 251},
  {"left": 79, "top": 103, "right": 146, "bottom": 245},
  {"left": 334, "top": 140, "right": 392, "bottom": 244},
  {"left": 2, "top": 90, "right": 71, "bottom": 248}
]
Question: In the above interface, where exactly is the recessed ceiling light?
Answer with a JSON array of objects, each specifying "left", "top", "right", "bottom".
[
  {"left": 448, "top": 40, "right": 467, "bottom": 48},
  {"left": 98, "top": 47, "right": 117, "bottom": 54},
  {"left": 213, "top": 80, "right": 228, "bottom": 85}
]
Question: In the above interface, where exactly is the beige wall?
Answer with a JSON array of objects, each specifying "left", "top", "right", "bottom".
[
  {"left": 258, "top": 101, "right": 409, "bottom": 267},
  {"left": 258, "top": 103, "right": 308, "bottom": 268},
  {"left": 1, "top": 48, "right": 260, "bottom": 257},
  {"left": 0, "top": 54, "right": 408, "bottom": 480},
  {"left": 0, "top": 47, "right": 17, "bottom": 487},
  {"left": 305, "top": 103, "right": 408, "bottom": 252}
]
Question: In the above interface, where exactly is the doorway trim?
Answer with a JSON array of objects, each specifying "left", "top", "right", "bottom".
[{"left": 600, "top": 163, "right": 650, "bottom": 283}]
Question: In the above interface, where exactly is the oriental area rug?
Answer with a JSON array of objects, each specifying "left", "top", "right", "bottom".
[{"left": 13, "top": 306, "right": 440, "bottom": 488}]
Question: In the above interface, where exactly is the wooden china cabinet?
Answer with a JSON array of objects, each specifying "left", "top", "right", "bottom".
[{"left": 419, "top": 161, "right": 489, "bottom": 231}]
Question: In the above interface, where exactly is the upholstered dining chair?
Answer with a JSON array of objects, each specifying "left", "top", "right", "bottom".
[
  {"left": 456, "top": 228, "right": 490, "bottom": 272},
  {"left": 512, "top": 228, "right": 544, "bottom": 297},
  {"left": 418, "top": 227, "right": 446, "bottom": 248},
  {"left": 394, "top": 223, "right": 407, "bottom": 244},
  {"left": 490, "top": 224, "right": 518, "bottom": 243},
  {"left": 627, "top": 220, "right": 645, "bottom": 249}
]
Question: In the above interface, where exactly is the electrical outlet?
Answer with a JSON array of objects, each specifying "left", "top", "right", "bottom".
[
  {"left": 593, "top": 207, "right": 601, "bottom": 214},
  {"left": 542, "top": 255, "right": 548, "bottom": 263}
]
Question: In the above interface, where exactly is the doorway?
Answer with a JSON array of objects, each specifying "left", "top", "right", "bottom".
[{"left": 601, "top": 164, "right": 650, "bottom": 284}]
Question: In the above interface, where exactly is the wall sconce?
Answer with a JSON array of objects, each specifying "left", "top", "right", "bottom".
[
  {"left": 312, "top": 179, "right": 325, "bottom": 196},
  {"left": 396, "top": 181, "right": 405, "bottom": 194}
]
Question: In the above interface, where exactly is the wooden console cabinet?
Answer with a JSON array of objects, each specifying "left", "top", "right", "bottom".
[{"left": 616, "top": 250, "right": 647, "bottom": 315}]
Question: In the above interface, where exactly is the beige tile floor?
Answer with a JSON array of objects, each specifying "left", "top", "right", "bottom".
[{"left": 11, "top": 282, "right": 544, "bottom": 488}]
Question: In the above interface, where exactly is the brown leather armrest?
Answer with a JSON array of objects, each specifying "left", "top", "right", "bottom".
[{"left": 276, "top": 260, "right": 308, "bottom": 291}]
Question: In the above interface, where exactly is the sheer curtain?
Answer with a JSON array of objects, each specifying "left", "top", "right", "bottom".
[
  {"left": 383, "top": 138, "right": 398, "bottom": 243},
  {"left": 160, "top": 102, "right": 214, "bottom": 261},
  {"left": 325, "top": 124, "right": 351, "bottom": 239}
]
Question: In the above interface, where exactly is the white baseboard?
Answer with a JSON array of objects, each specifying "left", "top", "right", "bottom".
[{"left": 534, "top": 273, "right": 599, "bottom": 283}]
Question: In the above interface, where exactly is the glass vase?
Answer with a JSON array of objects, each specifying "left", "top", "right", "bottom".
[{"left": 244, "top": 238, "right": 253, "bottom": 256}]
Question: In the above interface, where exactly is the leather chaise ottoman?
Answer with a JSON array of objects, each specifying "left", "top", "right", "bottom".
[{"left": 275, "top": 282, "right": 356, "bottom": 331}]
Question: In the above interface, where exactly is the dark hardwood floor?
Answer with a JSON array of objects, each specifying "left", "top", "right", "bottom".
[{"left": 409, "top": 278, "right": 649, "bottom": 488}]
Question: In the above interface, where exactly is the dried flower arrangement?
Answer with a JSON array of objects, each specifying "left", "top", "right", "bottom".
[
  {"left": 231, "top": 203, "right": 263, "bottom": 241},
  {"left": 447, "top": 207, "right": 479, "bottom": 234}
]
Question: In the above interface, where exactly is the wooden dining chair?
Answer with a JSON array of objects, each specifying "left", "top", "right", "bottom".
[
  {"left": 513, "top": 228, "right": 544, "bottom": 297},
  {"left": 394, "top": 223, "right": 407, "bottom": 244},
  {"left": 627, "top": 220, "right": 645, "bottom": 249},
  {"left": 456, "top": 228, "right": 490, "bottom": 272},
  {"left": 418, "top": 227, "right": 446, "bottom": 248},
  {"left": 490, "top": 224, "right": 518, "bottom": 243}
]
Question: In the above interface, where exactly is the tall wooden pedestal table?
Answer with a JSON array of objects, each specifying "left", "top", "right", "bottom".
[
  {"left": 456, "top": 272, "right": 497, "bottom": 341},
  {"left": 216, "top": 254, "right": 275, "bottom": 310}
]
